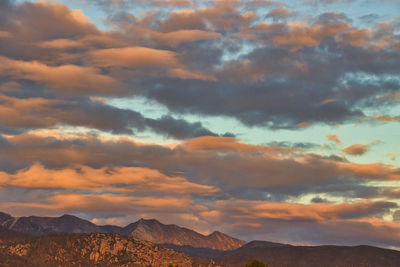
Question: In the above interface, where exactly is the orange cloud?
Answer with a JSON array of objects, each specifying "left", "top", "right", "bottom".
[
  {"left": 374, "top": 115, "right": 400, "bottom": 122},
  {"left": 2, "top": 134, "right": 400, "bottom": 189},
  {"left": 0, "top": 31, "right": 13, "bottom": 38},
  {"left": 182, "top": 136, "right": 298, "bottom": 154},
  {"left": 320, "top": 98, "right": 337, "bottom": 105},
  {"left": 296, "top": 122, "right": 312, "bottom": 128},
  {"left": 0, "top": 57, "right": 118, "bottom": 96},
  {"left": 89, "top": 46, "right": 178, "bottom": 68},
  {"left": 326, "top": 134, "right": 343, "bottom": 144},
  {"left": 342, "top": 144, "right": 369, "bottom": 156},
  {"left": 337, "top": 28, "right": 372, "bottom": 47},
  {"left": 8, "top": 1, "right": 98, "bottom": 43},
  {"left": 0, "top": 193, "right": 192, "bottom": 214},
  {"left": 89, "top": 46, "right": 214, "bottom": 80},
  {"left": 0, "top": 94, "right": 82, "bottom": 130},
  {"left": 210, "top": 199, "right": 397, "bottom": 223},
  {"left": 38, "top": 38, "right": 84, "bottom": 49},
  {"left": 0, "top": 163, "right": 219, "bottom": 196},
  {"left": 338, "top": 161, "right": 400, "bottom": 180}
]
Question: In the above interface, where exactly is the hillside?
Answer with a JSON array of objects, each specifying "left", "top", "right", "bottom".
[{"left": 0, "top": 227, "right": 208, "bottom": 267}]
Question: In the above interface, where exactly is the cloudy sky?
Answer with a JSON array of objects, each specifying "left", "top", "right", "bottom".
[{"left": 0, "top": 0, "right": 400, "bottom": 249}]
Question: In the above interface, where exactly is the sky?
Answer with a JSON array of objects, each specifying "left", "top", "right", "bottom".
[{"left": 0, "top": 0, "right": 400, "bottom": 249}]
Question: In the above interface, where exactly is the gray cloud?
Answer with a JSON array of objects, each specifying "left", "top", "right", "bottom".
[
  {"left": 0, "top": 95, "right": 222, "bottom": 139},
  {"left": 1, "top": 0, "right": 399, "bottom": 130},
  {"left": 146, "top": 115, "right": 222, "bottom": 139}
]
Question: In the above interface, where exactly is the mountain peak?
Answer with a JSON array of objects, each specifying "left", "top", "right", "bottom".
[
  {"left": 137, "top": 218, "right": 160, "bottom": 224},
  {"left": 134, "top": 218, "right": 164, "bottom": 229},
  {"left": 209, "top": 230, "right": 224, "bottom": 236}
]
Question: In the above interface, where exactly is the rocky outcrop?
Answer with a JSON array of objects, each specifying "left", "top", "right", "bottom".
[{"left": 0, "top": 228, "right": 208, "bottom": 267}]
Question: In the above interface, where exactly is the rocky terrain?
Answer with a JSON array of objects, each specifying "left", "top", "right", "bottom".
[
  {"left": 0, "top": 212, "right": 245, "bottom": 251},
  {"left": 0, "top": 227, "right": 210, "bottom": 267}
]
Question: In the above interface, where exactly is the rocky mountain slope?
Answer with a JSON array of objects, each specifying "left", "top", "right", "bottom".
[
  {"left": 0, "top": 226, "right": 209, "bottom": 267},
  {"left": 122, "top": 218, "right": 245, "bottom": 251},
  {"left": 0, "top": 212, "right": 245, "bottom": 251}
]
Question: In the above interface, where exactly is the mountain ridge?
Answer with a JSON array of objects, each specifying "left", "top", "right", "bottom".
[{"left": 0, "top": 211, "right": 245, "bottom": 251}]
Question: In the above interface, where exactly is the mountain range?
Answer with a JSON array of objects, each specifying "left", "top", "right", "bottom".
[
  {"left": 2, "top": 211, "right": 400, "bottom": 266},
  {"left": 0, "top": 212, "right": 245, "bottom": 251}
]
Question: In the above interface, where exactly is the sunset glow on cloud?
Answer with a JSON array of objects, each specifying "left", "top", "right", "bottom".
[{"left": 0, "top": 0, "right": 399, "bottom": 249}]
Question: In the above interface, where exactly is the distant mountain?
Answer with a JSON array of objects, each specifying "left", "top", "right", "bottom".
[
  {"left": 232, "top": 240, "right": 288, "bottom": 251},
  {"left": 121, "top": 218, "right": 245, "bottom": 251},
  {"left": 162, "top": 240, "right": 289, "bottom": 259},
  {"left": 0, "top": 212, "right": 245, "bottom": 251},
  {"left": 0, "top": 212, "right": 120, "bottom": 235},
  {"left": 0, "top": 227, "right": 205, "bottom": 267},
  {"left": 215, "top": 244, "right": 400, "bottom": 267}
]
